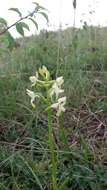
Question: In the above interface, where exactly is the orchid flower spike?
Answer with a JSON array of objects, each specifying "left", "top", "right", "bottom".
[
  {"left": 39, "top": 65, "right": 50, "bottom": 80},
  {"left": 26, "top": 89, "right": 39, "bottom": 108},
  {"left": 56, "top": 76, "right": 64, "bottom": 87},
  {"left": 49, "top": 82, "right": 64, "bottom": 99},
  {"left": 51, "top": 96, "right": 66, "bottom": 116},
  {"left": 29, "top": 72, "right": 39, "bottom": 86},
  {"left": 49, "top": 76, "right": 64, "bottom": 99}
]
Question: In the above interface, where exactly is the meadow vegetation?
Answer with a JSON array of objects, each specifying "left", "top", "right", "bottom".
[{"left": 0, "top": 25, "right": 107, "bottom": 189}]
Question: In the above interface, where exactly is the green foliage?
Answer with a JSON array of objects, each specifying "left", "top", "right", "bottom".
[
  {"left": 38, "top": 12, "right": 49, "bottom": 22},
  {"left": 16, "top": 22, "right": 30, "bottom": 36},
  {"left": 9, "top": 8, "right": 22, "bottom": 17},
  {"left": 0, "top": 2, "right": 48, "bottom": 50},
  {"left": 0, "top": 17, "right": 7, "bottom": 26},
  {"left": 33, "top": 2, "right": 48, "bottom": 11},
  {"left": 4, "top": 32, "right": 15, "bottom": 49},
  {"left": 1, "top": 26, "right": 107, "bottom": 189},
  {"left": 29, "top": 18, "right": 38, "bottom": 30}
]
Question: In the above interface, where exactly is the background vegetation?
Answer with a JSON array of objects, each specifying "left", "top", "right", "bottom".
[{"left": 0, "top": 24, "right": 107, "bottom": 189}]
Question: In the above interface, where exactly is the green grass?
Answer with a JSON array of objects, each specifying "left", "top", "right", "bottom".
[{"left": 0, "top": 26, "right": 107, "bottom": 189}]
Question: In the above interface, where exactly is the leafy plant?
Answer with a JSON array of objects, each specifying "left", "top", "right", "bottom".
[
  {"left": 27, "top": 65, "right": 66, "bottom": 190},
  {"left": 0, "top": 2, "right": 48, "bottom": 50}
]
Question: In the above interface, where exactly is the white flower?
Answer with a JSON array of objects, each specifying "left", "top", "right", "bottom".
[
  {"left": 29, "top": 72, "right": 38, "bottom": 86},
  {"left": 56, "top": 76, "right": 64, "bottom": 86},
  {"left": 51, "top": 96, "right": 66, "bottom": 116},
  {"left": 49, "top": 76, "right": 64, "bottom": 99},
  {"left": 39, "top": 65, "right": 50, "bottom": 80},
  {"left": 26, "top": 89, "right": 39, "bottom": 108},
  {"left": 49, "top": 82, "right": 64, "bottom": 99}
]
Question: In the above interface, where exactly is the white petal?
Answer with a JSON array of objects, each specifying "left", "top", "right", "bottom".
[
  {"left": 56, "top": 76, "right": 64, "bottom": 86},
  {"left": 29, "top": 72, "right": 38, "bottom": 86},
  {"left": 51, "top": 103, "right": 59, "bottom": 109},
  {"left": 29, "top": 76, "right": 36, "bottom": 82},
  {"left": 49, "top": 82, "right": 64, "bottom": 99},
  {"left": 26, "top": 89, "right": 35, "bottom": 99},
  {"left": 60, "top": 105, "right": 66, "bottom": 112},
  {"left": 58, "top": 97, "right": 66, "bottom": 104}
]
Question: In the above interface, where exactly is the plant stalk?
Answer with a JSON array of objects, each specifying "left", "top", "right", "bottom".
[{"left": 48, "top": 110, "right": 58, "bottom": 190}]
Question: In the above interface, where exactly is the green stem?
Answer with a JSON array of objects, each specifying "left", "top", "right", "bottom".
[
  {"left": 48, "top": 110, "right": 58, "bottom": 190},
  {"left": 58, "top": 115, "right": 70, "bottom": 151}
]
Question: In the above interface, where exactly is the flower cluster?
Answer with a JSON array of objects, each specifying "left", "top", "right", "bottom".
[{"left": 27, "top": 65, "right": 66, "bottom": 116}]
